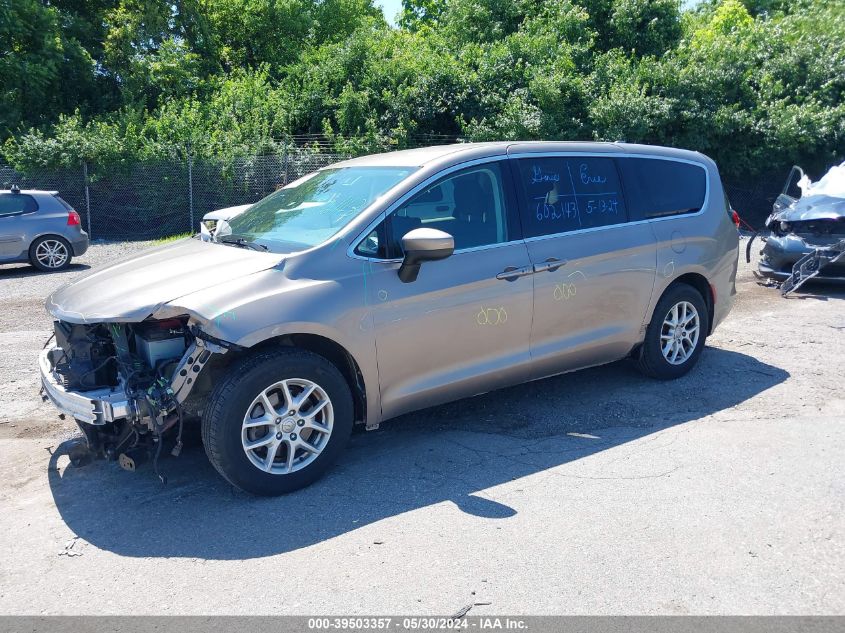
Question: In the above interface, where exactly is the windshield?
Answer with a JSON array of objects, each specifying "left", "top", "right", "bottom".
[{"left": 220, "top": 166, "right": 416, "bottom": 251}]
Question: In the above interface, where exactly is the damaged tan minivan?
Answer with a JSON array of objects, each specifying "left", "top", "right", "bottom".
[{"left": 40, "top": 142, "right": 739, "bottom": 495}]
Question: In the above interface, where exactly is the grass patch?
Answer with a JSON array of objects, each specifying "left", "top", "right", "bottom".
[{"left": 152, "top": 232, "right": 193, "bottom": 244}]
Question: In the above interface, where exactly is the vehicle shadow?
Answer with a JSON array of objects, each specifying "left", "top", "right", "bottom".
[
  {"left": 788, "top": 282, "right": 845, "bottom": 301},
  {"left": 47, "top": 347, "right": 788, "bottom": 560},
  {"left": 0, "top": 262, "right": 90, "bottom": 280}
]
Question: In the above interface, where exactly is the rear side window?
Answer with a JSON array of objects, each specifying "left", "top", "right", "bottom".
[
  {"left": 513, "top": 156, "right": 627, "bottom": 238},
  {"left": 0, "top": 193, "right": 38, "bottom": 216},
  {"left": 617, "top": 158, "right": 706, "bottom": 221},
  {"left": 55, "top": 196, "right": 75, "bottom": 211}
]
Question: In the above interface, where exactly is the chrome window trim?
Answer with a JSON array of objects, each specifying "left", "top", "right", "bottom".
[
  {"left": 523, "top": 216, "right": 654, "bottom": 244},
  {"left": 353, "top": 236, "right": 526, "bottom": 264},
  {"left": 348, "top": 151, "right": 710, "bottom": 260}
]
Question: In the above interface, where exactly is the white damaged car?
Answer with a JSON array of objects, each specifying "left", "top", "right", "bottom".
[{"left": 199, "top": 203, "right": 252, "bottom": 241}]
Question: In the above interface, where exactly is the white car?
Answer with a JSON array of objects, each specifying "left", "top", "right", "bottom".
[{"left": 199, "top": 203, "right": 252, "bottom": 241}]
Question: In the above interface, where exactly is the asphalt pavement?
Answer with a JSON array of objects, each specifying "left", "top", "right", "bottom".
[{"left": 0, "top": 240, "right": 843, "bottom": 615}]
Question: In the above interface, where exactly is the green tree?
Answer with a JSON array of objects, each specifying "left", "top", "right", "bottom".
[
  {"left": 439, "top": 0, "right": 538, "bottom": 45},
  {"left": 289, "top": 24, "right": 472, "bottom": 147},
  {"left": 0, "top": 0, "right": 96, "bottom": 136},
  {"left": 103, "top": 0, "right": 219, "bottom": 108},
  {"left": 609, "top": 0, "right": 682, "bottom": 56},
  {"left": 3, "top": 0, "right": 843, "bottom": 190},
  {"left": 461, "top": 0, "right": 595, "bottom": 140},
  {"left": 205, "top": 0, "right": 382, "bottom": 74},
  {"left": 400, "top": 0, "right": 448, "bottom": 30}
]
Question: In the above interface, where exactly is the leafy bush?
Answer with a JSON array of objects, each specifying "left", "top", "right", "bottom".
[{"left": 1, "top": 0, "right": 843, "bottom": 182}]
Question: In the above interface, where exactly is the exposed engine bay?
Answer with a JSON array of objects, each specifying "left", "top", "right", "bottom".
[
  {"left": 41, "top": 318, "right": 228, "bottom": 479},
  {"left": 749, "top": 164, "right": 845, "bottom": 295}
]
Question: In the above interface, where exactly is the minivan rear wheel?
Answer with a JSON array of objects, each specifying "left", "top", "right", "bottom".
[
  {"left": 29, "top": 235, "right": 72, "bottom": 271},
  {"left": 636, "top": 283, "right": 709, "bottom": 380},
  {"left": 202, "top": 347, "right": 354, "bottom": 495}
]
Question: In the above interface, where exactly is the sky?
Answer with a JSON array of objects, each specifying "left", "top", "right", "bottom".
[{"left": 377, "top": 0, "right": 404, "bottom": 25}]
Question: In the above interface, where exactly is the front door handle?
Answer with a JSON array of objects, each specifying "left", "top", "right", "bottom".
[
  {"left": 534, "top": 257, "right": 567, "bottom": 273},
  {"left": 496, "top": 266, "right": 534, "bottom": 281}
]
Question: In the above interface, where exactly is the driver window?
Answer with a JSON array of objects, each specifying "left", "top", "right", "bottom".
[{"left": 355, "top": 162, "right": 510, "bottom": 259}]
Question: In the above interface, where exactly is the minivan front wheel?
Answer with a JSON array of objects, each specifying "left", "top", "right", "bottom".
[
  {"left": 637, "top": 283, "right": 709, "bottom": 380},
  {"left": 202, "top": 348, "right": 354, "bottom": 495}
]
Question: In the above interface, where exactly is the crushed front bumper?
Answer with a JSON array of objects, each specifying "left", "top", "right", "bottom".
[
  {"left": 39, "top": 347, "right": 131, "bottom": 425},
  {"left": 757, "top": 262, "right": 845, "bottom": 283},
  {"left": 758, "top": 234, "right": 845, "bottom": 282}
]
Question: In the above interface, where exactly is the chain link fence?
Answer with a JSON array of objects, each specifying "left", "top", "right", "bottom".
[
  {"left": 0, "top": 148, "right": 347, "bottom": 241},
  {"left": 1, "top": 148, "right": 787, "bottom": 240},
  {"left": 723, "top": 172, "right": 787, "bottom": 232}
]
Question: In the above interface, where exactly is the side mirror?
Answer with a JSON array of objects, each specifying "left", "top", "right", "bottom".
[{"left": 398, "top": 228, "right": 454, "bottom": 283}]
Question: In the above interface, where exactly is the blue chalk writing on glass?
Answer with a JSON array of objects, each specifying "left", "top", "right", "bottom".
[
  {"left": 585, "top": 197, "right": 620, "bottom": 214},
  {"left": 531, "top": 165, "right": 561, "bottom": 185},
  {"left": 565, "top": 163, "right": 583, "bottom": 228},
  {"left": 536, "top": 201, "right": 559, "bottom": 221},
  {"left": 579, "top": 163, "right": 607, "bottom": 185},
  {"left": 533, "top": 198, "right": 579, "bottom": 223}
]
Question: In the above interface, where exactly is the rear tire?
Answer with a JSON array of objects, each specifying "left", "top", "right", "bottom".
[
  {"left": 29, "top": 235, "right": 72, "bottom": 271},
  {"left": 202, "top": 347, "right": 354, "bottom": 495},
  {"left": 637, "top": 283, "right": 709, "bottom": 380}
]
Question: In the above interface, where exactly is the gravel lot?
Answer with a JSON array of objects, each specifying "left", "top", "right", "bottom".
[
  {"left": 0, "top": 241, "right": 155, "bottom": 432},
  {"left": 0, "top": 238, "right": 843, "bottom": 615}
]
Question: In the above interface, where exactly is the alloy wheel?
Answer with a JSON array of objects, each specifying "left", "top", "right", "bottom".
[
  {"left": 35, "top": 239, "right": 69, "bottom": 269},
  {"left": 241, "top": 378, "right": 333, "bottom": 475},
  {"left": 660, "top": 300, "right": 700, "bottom": 365}
]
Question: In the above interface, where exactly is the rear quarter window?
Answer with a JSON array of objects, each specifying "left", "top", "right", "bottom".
[
  {"left": 617, "top": 158, "right": 706, "bottom": 221},
  {"left": 0, "top": 193, "right": 38, "bottom": 216},
  {"left": 55, "top": 196, "right": 75, "bottom": 211}
]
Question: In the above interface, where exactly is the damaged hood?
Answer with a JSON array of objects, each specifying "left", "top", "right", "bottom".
[
  {"left": 769, "top": 195, "right": 845, "bottom": 223},
  {"left": 46, "top": 238, "right": 284, "bottom": 323}
]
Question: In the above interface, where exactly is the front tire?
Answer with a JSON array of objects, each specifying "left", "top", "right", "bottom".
[
  {"left": 202, "top": 347, "right": 354, "bottom": 495},
  {"left": 29, "top": 235, "right": 72, "bottom": 271},
  {"left": 636, "top": 283, "right": 709, "bottom": 380}
]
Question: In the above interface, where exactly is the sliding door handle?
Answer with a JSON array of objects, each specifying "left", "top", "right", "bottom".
[
  {"left": 496, "top": 266, "right": 534, "bottom": 281},
  {"left": 534, "top": 257, "right": 567, "bottom": 273}
]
